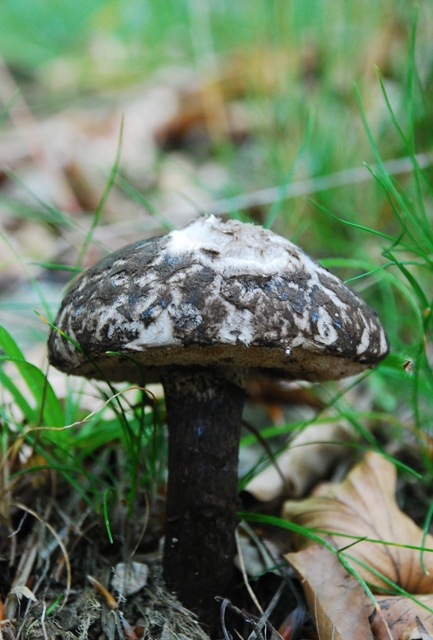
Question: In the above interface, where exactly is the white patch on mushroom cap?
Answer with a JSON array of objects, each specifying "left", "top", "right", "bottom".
[
  {"left": 356, "top": 326, "right": 371, "bottom": 355},
  {"left": 167, "top": 215, "right": 305, "bottom": 276},
  {"left": 128, "top": 312, "right": 177, "bottom": 349},
  {"left": 314, "top": 309, "right": 339, "bottom": 345},
  {"left": 111, "top": 273, "right": 128, "bottom": 287},
  {"left": 379, "top": 327, "right": 388, "bottom": 355},
  {"left": 224, "top": 308, "right": 254, "bottom": 346}
]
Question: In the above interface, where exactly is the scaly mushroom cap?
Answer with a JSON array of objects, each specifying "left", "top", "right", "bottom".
[{"left": 48, "top": 216, "right": 389, "bottom": 383}]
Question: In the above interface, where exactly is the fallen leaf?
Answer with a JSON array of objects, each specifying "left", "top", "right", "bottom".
[
  {"left": 286, "top": 544, "right": 375, "bottom": 640},
  {"left": 119, "top": 611, "right": 140, "bottom": 640},
  {"left": 9, "top": 585, "right": 38, "bottom": 602},
  {"left": 285, "top": 544, "right": 433, "bottom": 640},
  {"left": 282, "top": 451, "right": 433, "bottom": 593},
  {"left": 370, "top": 596, "right": 433, "bottom": 640},
  {"left": 246, "top": 419, "right": 356, "bottom": 501},
  {"left": 111, "top": 562, "right": 149, "bottom": 597}
]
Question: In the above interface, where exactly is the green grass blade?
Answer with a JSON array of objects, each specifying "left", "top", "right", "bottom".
[
  {"left": 0, "top": 357, "right": 64, "bottom": 427},
  {"left": 103, "top": 488, "right": 114, "bottom": 543},
  {"left": 263, "top": 111, "right": 314, "bottom": 230},
  {"left": 0, "top": 371, "right": 37, "bottom": 423},
  {"left": 75, "top": 117, "right": 124, "bottom": 268},
  {"left": 0, "top": 232, "right": 53, "bottom": 321},
  {"left": 308, "top": 198, "right": 397, "bottom": 243},
  {"left": 406, "top": 5, "right": 419, "bottom": 157},
  {"left": 115, "top": 174, "right": 175, "bottom": 231},
  {"left": 0, "top": 323, "right": 27, "bottom": 361},
  {"left": 382, "top": 250, "right": 429, "bottom": 309},
  {"left": 0, "top": 325, "right": 64, "bottom": 427},
  {"left": 3, "top": 169, "right": 80, "bottom": 229},
  {"left": 0, "top": 89, "right": 19, "bottom": 128},
  {"left": 29, "top": 262, "right": 83, "bottom": 273}
]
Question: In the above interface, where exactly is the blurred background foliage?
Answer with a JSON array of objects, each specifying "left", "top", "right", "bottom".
[
  {"left": 1, "top": 0, "right": 433, "bottom": 465},
  {"left": 1, "top": 1, "right": 430, "bottom": 200}
]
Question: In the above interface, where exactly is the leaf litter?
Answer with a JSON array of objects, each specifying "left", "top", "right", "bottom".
[
  {"left": 284, "top": 451, "right": 433, "bottom": 639},
  {"left": 0, "top": 477, "right": 212, "bottom": 640}
]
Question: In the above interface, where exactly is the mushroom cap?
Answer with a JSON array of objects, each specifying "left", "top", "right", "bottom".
[{"left": 48, "top": 216, "right": 389, "bottom": 383}]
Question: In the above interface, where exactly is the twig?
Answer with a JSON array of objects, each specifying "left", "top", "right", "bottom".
[
  {"left": 131, "top": 492, "right": 150, "bottom": 558},
  {"left": 247, "top": 583, "right": 285, "bottom": 640},
  {"left": 10, "top": 503, "right": 72, "bottom": 611},
  {"left": 235, "top": 528, "right": 263, "bottom": 615},
  {"left": 170, "top": 151, "right": 433, "bottom": 219},
  {"left": 40, "top": 602, "right": 49, "bottom": 640},
  {"left": 5, "top": 523, "right": 39, "bottom": 622}
]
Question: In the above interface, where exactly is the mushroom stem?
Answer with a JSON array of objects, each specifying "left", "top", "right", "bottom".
[{"left": 161, "top": 366, "right": 246, "bottom": 636}]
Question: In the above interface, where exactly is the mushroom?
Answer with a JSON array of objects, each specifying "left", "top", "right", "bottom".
[{"left": 48, "top": 215, "right": 389, "bottom": 635}]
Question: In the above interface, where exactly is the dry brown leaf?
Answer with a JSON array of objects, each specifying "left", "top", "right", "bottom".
[
  {"left": 286, "top": 544, "right": 375, "bottom": 640},
  {"left": 370, "top": 595, "right": 433, "bottom": 640},
  {"left": 246, "top": 419, "right": 356, "bottom": 501},
  {"left": 285, "top": 544, "right": 433, "bottom": 639},
  {"left": 283, "top": 451, "right": 433, "bottom": 593},
  {"left": 111, "top": 562, "right": 149, "bottom": 597}
]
